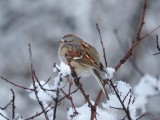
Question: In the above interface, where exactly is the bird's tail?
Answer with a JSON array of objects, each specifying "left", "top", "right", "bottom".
[{"left": 91, "top": 69, "right": 109, "bottom": 100}]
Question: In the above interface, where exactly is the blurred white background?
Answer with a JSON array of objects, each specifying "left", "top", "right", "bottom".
[{"left": 0, "top": 0, "right": 160, "bottom": 119}]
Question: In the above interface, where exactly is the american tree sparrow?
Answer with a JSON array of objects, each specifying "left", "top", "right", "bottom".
[{"left": 58, "top": 34, "right": 109, "bottom": 100}]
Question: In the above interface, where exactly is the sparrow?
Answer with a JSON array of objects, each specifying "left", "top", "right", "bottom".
[{"left": 58, "top": 34, "right": 109, "bottom": 100}]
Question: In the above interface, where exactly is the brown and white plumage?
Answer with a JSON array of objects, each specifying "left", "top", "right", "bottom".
[{"left": 58, "top": 34, "right": 109, "bottom": 100}]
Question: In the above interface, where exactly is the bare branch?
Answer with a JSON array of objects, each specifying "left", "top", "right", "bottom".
[
  {"left": 28, "top": 43, "right": 32, "bottom": 61},
  {"left": 115, "top": 0, "right": 148, "bottom": 71},
  {"left": 42, "top": 77, "right": 52, "bottom": 86},
  {"left": 96, "top": 23, "right": 108, "bottom": 68},
  {"left": 25, "top": 103, "right": 51, "bottom": 120},
  {"left": 0, "top": 98, "right": 12, "bottom": 110},
  {"left": 136, "top": 113, "right": 145, "bottom": 120},
  {"left": 109, "top": 80, "right": 132, "bottom": 120},
  {"left": 110, "top": 106, "right": 123, "bottom": 110},
  {"left": 123, "top": 89, "right": 131, "bottom": 103},
  {"left": 155, "top": 35, "right": 160, "bottom": 51},
  {"left": 53, "top": 74, "right": 62, "bottom": 120},
  {"left": 58, "top": 88, "right": 79, "bottom": 103},
  {"left": 137, "top": 0, "right": 147, "bottom": 39},
  {"left": 1, "top": 76, "right": 33, "bottom": 91},
  {"left": 0, "top": 112, "right": 9, "bottom": 120},
  {"left": 11, "top": 89, "right": 15, "bottom": 120},
  {"left": 29, "top": 43, "right": 49, "bottom": 120}
]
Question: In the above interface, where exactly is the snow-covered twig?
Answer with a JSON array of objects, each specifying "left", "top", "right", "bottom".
[{"left": 109, "top": 80, "right": 132, "bottom": 120}]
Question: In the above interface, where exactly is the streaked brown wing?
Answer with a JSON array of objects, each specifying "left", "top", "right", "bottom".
[{"left": 69, "top": 44, "right": 102, "bottom": 71}]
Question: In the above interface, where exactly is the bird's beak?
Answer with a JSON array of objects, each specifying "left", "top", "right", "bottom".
[{"left": 58, "top": 39, "right": 65, "bottom": 44}]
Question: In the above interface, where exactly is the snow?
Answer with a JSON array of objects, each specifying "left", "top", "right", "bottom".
[
  {"left": 102, "top": 81, "right": 132, "bottom": 109},
  {"left": 102, "top": 81, "right": 137, "bottom": 120},
  {"left": 134, "top": 74, "right": 159, "bottom": 96},
  {"left": 133, "top": 96, "right": 147, "bottom": 113},
  {"left": 133, "top": 74, "right": 160, "bottom": 113},
  {"left": 53, "top": 62, "right": 71, "bottom": 77},
  {"left": 26, "top": 67, "right": 160, "bottom": 120},
  {"left": 53, "top": 62, "right": 71, "bottom": 89},
  {"left": 105, "top": 67, "right": 115, "bottom": 79},
  {"left": 67, "top": 101, "right": 116, "bottom": 120},
  {"left": 67, "top": 75, "right": 159, "bottom": 120},
  {"left": 13, "top": 113, "right": 23, "bottom": 120},
  {"left": 53, "top": 66, "right": 58, "bottom": 72},
  {"left": 27, "top": 62, "right": 72, "bottom": 119},
  {"left": 28, "top": 80, "right": 57, "bottom": 119},
  {"left": 28, "top": 80, "right": 57, "bottom": 104},
  {"left": 0, "top": 110, "right": 8, "bottom": 120}
]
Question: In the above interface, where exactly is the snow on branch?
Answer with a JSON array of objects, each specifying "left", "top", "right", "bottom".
[{"left": 67, "top": 101, "right": 116, "bottom": 120}]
